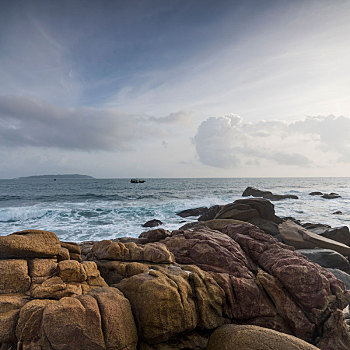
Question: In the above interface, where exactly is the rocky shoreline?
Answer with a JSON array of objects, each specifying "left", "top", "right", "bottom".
[{"left": 1, "top": 196, "right": 350, "bottom": 349}]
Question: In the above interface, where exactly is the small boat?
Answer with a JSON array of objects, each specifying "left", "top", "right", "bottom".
[{"left": 130, "top": 179, "right": 145, "bottom": 183}]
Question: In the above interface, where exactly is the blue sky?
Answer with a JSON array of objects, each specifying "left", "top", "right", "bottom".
[{"left": 0, "top": 0, "right": 350, "bottom": 177}]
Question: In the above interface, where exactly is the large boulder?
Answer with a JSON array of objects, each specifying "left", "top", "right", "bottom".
[
  {"left": 0, "top": 260, "right": 31, "bottom": 294},
  {"left": 0, "top": 230, "right": 61, "bottom": 258},
  {"left": 320, "top": 226, "right": 350, "bottom": 246},
  {"left": 117, "top": 265, "right": 224, "bottom": 344},
  {"left": 16, "top": 287, "right": 138, "bottom": 350},
  {"left": 242, "top": 186, "right": 299, "bottom": 201},
  {"left": 207, "top": 324, "right": 319, "bottom": 350},
  {"left": 279, "top": 220, "right": 350, "bottom": 256},
  {"left": 198, "top": 205, "right": 222, "bottom": 221}
]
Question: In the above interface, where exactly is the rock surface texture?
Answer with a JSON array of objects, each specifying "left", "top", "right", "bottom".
[
  {"left": 242, "top": 186, "right": 299, "bottom": 201},
  {"left": 1, "top": 220, "right": 350, "bottom": 350}
]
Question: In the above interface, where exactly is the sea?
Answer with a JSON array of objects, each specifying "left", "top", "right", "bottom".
[{"left": 0, "top": 177, "right": 349, "bottom": 242}]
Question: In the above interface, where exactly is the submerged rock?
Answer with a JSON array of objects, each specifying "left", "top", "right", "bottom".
[
  {"left": 142, "top": 219, "right": 163, "bottom": 228},
  {"left": 322, "top": 192, "right": 342, "bottom": 199}
]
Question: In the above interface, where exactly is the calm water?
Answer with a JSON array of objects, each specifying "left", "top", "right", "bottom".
[{"left": 0, "top": 177, "right": 349, "bottom": 242}]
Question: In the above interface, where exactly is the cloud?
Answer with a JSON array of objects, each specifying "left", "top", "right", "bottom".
[
  {"left": 0, "top": 95, "right": 187, "bottom": 151},
  {"left": 194, "top": 114, "right": 350, "bottom": 169}
]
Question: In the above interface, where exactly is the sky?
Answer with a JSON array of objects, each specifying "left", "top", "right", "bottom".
[{"left": 0, "top": 0, "right": 350, "bottom": 178}]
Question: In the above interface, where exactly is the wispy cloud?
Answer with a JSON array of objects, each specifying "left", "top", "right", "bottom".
[{"left": 0, "top": 95, "right": 189, "bottom": 151}]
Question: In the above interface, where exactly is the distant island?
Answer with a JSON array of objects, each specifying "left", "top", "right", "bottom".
[{"left": 17, "top": 174, "right": 94, "bottom": 179}]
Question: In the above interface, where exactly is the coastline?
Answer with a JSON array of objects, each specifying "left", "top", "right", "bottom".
[{"left": 1, "top": 196, "right": 350, "bottom": 349}]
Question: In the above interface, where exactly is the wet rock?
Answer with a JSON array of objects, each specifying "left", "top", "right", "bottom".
[
  {"left": 309, "top": 191, "right": 323, "bottom": 196},
  {"left": 297, "top": 249, "right": 350, "bottom": 273},
  {"left": 242, "top": 186, "right": 299, "bottom": 201},
  {"left": 179, "top": 219, "right": 248, "bottom": 232},
  {"left": 207, "top": 324, "right": 319, "bottom": 350},
  {"left": 333, "top": 210, "right": 343, "bottom": 215},
  {"left": 322, "top": 192, "right": 341, "bottom": 199},
  {"left": 176, "top": 207, "right": 208, "bottom": 218},
  {"left": 0, "top": 230, "right": 61, "bottom": 258},
  {"left": 142, "top": 219, "right": 163, "bottom": 228}
]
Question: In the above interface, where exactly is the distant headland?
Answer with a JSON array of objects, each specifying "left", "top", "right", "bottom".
[{"left": 16, "top": 174, "right": 94, "bottom": 179}]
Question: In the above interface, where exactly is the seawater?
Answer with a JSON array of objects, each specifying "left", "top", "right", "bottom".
[{"left": 0, "top": 177, "right": 349, "bottom": 242}]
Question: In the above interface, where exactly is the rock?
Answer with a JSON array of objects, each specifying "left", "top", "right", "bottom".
[
  {"left": 92, "top": 240, "right": 175, "bottom": 263},
  {"left": 0, "top": 294, "right": 29, "bottom": 343},
  {"left": 198, "top": 205, "right": 222, "bottom": 221},
  {"left": 139, "top": 228, "right": 171, "bottom": 243},
  {"left": 0, "top": 260, "right": 31, "bottom": 294},
  {"left": 96, "top": 260, "right": 150, "bottom": 285},
  {"left": 163, "top": 227, "right": 254, "bottom": 277},
  {"left": 176, "top": 207, "right": 208, "bottom": 218},
  {"left": 224, "top": 223, "right": 350, "bottom": 324},
  {"left": 117, "top": 265, "right": 224, "bottom": 343},
  {"left": 333, "top": 210, "right": 343, "bottom": 214},
  {"left": 320, "top": 226, "right": 350, "bottom": 246},
  {"left": 82, "top": 261, "right": 108, "bottom": 287},
  {"left": 28, "top": 258, "right": 57, "bottom": 279},
  {"left": 215, "top": 198, "right": 281, "bottom": 224},
  {"left": 316, "top": 309, "right": 350, "bottom": 350},
  {"left": 279, "top": 220, "right": 350, "bottom": 256},
  {"left": 30, "top": 276, "right": 82, "bottom": 299},
  {"left": 142, "top": 219, "right": 163, "bottom": 228},
  {"left": 297, "top": 249, "right": 350, "bottom": 273},
  {"left": 17, "top": 287, "right": 138, "bottom": 350},
  {"left": 309, "top": 191, "right": 323, "bottom": 195},
  {"left": 327, "top": 268, "right": 350, "bottom": 290},
  {"left": 61, "top": 241, "right": 82, "bottom": 261},
  {"left": 247, "top": 217, "right": 280, "bottom": 236},
  {"left": 179, "top": 219, "right": 249, "bottom": 232},
  {"left": 322, "top": 192, "right": 341, "bottom": 199},
  {"left": 58, "top": 260, "right": 87, "bottom": 283},
  {"left": 242, "top": 186, "right": 299, "bottom": 201},
  {"left": 0, "top": 230, "right": 61, "bottom": 258},
  {"left": 207, "top": 324, "right": 319, "bottom": 350},
  {"left": 303, "top": 222, "right": 331, "bottom": 235},
  {"left": 88, "top": 287, "right": 138, "bottom": 350},
  {"left": 57, "top": 247, "right": 70, "bottom": 261}
]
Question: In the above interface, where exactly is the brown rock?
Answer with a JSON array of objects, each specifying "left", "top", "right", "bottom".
[
  {"left": 81, "top": 261, "right": 108, "bottom": 287},
  {"left": 316, "top": 309, "right": 350, "bottom": 350},
  {"left": 0, "top": 230, "right": 61, "bottom": 258},
  {"left": 88, "top": 287, "right": 138, "bottom": 350},
  {"left": 117, "top": 268, "right": 198, "bottom": 342},
  {"left": 95, "top": 260, "right": 150, "bottom": 285},
  {"left": 41, "top": 295, "right": 106, "bottom": 350},
  {"left": 92, "top": 240, "right": 175, "bottom": 263},
  {"left": 163, "top": 227, "right": 254, "bottom": 277},
  {"left": 57, "top": 247, "right": 70, "bottom": 261},
  {"left": 215, "top": 198, "right": 281, "bottom": 223},
  {"left": 139, "top": 228, "right": 171, "bottom": 243},
  {"left": 30, "top": 276, "right": 82, "bottom": 299},
  {"left": 16, "top": 299, "right": 56, "bottom": 344},
  {"left": 224, "top": 223, "right": 350, "bottom": 325},
  {"left": 179, "top": 219, "right": 248, "bottom": 232},
  {"left": 58, "top": 260, "right": 87, "bottom": 283},
  {"left": 0, "top": 294, "right": 29, "bottom": 343},
  {"left": 207, "top": 324, "right": 319, "bottom": 350},
  {"left": 198, "top": 205, "right": 222, "bottom": 221},
  {"left": 0, "top": 260, "right": 31, "bottom": 294},
  {"left": 176, "top": 207, "right": 208, "bottom": 218},
  {"left": 117, "top": 265, "right": 224, "bottom": 343},
  {"left": 28, "top": 258, "right": 57, "bottom": 278}
]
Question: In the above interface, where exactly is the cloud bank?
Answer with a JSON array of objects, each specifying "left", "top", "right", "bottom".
[
  {"left": 194, "top": 114, "right": 350, "bottom": 169},
  {"left": 0, "top": 95, "right": 189, "bottom": 151}
]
